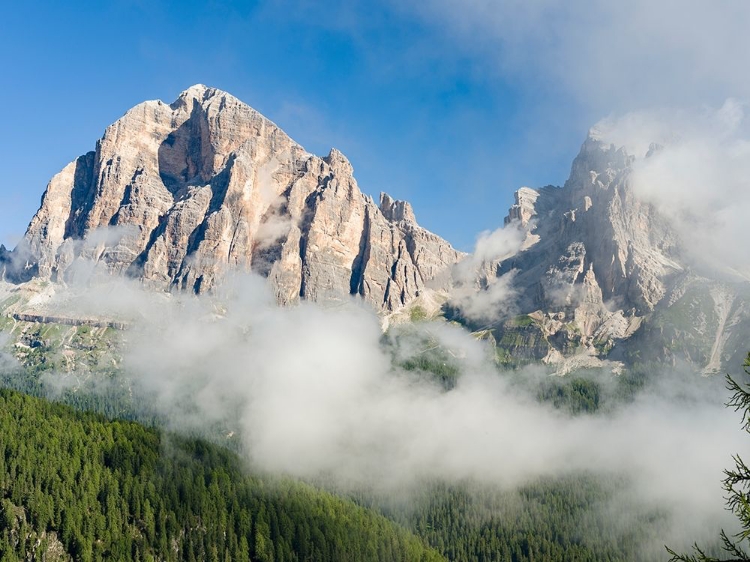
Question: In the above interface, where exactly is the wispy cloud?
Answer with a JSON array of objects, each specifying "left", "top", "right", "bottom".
[
  {"left": 403, "top": 1, "right": 750, "bottom": 113},
  {"left": 595, "top": 99, "right": 750, "bottom": 276},
  {"left": 449, "top": 225, "right": 524, "bottom": 322}
]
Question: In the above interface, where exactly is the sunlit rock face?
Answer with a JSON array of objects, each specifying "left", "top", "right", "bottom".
[
  {"left": 467, "top": 134, "right": 750, "bottom": 372},
  {"left": 500, "top": 136, "right": 683, "bottom": 317},
  {"left": 17, "top": 85, "right": 462, "bottom": 313}
]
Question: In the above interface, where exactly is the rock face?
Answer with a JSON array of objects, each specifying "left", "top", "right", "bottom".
[
  {"left": 464, "top": 134, "right": 749, "bottom": 372},
  {"left": 0, "top": 245, "right": 9, "bottom": 278},
  {"left": 15, "top": 85, "right": 462, "bottom": 313},
  {"left": 503, "top": 187, "right": 538, "bottom": 228},
  {"left": 499, "top": 137, "right": 683, "bottom": 315}
]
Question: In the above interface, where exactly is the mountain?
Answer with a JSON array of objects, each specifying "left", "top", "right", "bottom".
[
  {"left": 2, "top": 85, "right": 748, "bottom": 372},
  {"left": 461, "top": 135, "right": 750, "bottom": 373},
  {"left": 9, "top": 85, "right": 462, "bottom": 313}
]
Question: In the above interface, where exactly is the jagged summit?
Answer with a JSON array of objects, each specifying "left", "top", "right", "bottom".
[
  {"left": 379, "top": 192, "right": 416, "bottom": 223},
  {"left": 498, "top": 135, "right": 681, "bottom": 312},
  {"left": 585, "top": 124, "right": 612, "bottom": 143},
  {"left": 12, "top": 86, "right": 462, "bottom": 313},
  {"left": 476, "top": 136, "right": 750, "bottom": 372},
  {"left": 179, "top": 83, "right": 214, "bottom": 97},
  {"left": 171, "top": 83, "right": 245, "bottom": 106}
]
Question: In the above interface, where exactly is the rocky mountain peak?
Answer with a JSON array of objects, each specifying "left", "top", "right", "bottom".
[
  {"left": 169, "top": 84, "right": 247, "bottom": 111},
  {"left": 323, "top": 148, "right": 353, "bottom": 175},
  {"left": 379, "top": 193, "right": 416, "bottom": 223},
  {"left": 12, "top": 86, "right": 462, "bottom": 313},
  {"left": 177, "top": 83, "right": 215, "bottom": 99},
  {"left": 457, "top": 133, "right": 712, "bottom": 371},
  {"left": 501, "top": 135, "right": 682, "bottom": 314},
  {"left": 564, "top": 136, "right": 633, "bottom": 194},
  {"left": 464, "top": 129, "right": 749, "bottom": 373}
]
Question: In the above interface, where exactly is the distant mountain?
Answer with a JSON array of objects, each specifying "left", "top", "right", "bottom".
[
  {"left": 8, "top": 85, "right": 462, "bottom": 313},
  {"left": 457, "top": 135, "right": 750, "bottom": 373}
]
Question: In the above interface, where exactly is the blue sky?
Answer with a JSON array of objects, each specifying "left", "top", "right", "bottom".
[{"left": 1, "top": 1, "right": 746, "bottom": 251}]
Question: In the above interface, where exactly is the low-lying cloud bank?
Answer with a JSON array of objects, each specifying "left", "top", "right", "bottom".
[{"left": 26, "top": 273, "right": 742, "bottom": 554}]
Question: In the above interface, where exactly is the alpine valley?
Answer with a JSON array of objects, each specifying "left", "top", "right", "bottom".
[{"left": 0, "top": 85, "right": 747, "bottom": 562}]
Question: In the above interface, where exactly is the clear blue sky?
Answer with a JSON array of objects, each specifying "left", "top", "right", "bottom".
[{"left": 2, "top": 1, "right": 742, "bottom": 251}]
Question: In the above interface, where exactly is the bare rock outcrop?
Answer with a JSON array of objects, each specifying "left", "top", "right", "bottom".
[
  {"left": 498, "top": 135, "right": 684, "bottom": 320},
  {"left": 498, "top": 136, "right": 685, "bottom": 363},
  {"left": 461, "top": 133, "right": 749, "bottom": 371},
  {"left": 503, "top": 187, "right": 539, "bottom": 228},
  {"left": 15, "top": 85, "right": 462, "bottom": 313}
]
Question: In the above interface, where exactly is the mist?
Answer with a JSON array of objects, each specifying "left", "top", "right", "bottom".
[
  {"left": 20, "top": 271, "right": 742, "bottom": 556},
  {"left": 0, "top": 333, "right": 19, "bottom": 373},
  {"left": 593, "top": 100, "right": 750, "bottom": 278},
  {"left": 448, "top": 225, "right": 523, "bottom": 323}
]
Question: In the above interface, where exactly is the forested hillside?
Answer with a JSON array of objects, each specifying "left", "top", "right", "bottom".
[
  {"left": 0, "top": 385, "right": 675, "bottom": 562},
  {"left": 359, "top": 477, "right": 661, "bottom": 562},
  {"left": 0, "top": 389, "right": 443, "bottom": 562}
]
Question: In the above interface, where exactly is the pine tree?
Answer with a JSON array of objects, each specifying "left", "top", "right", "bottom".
[{"left": 668, "top": 353, "right": 750, "bottom": 562}]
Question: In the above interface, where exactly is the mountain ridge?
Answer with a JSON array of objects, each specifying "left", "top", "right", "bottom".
[
  {"left": 468, "top": 134, "right": 750, "bottom": 372},
  {"left": 7, "top": 85, "right": 463, "bottom": 314},
  {"left": 2, "top": 86, "right": 748, "bottom": 372}
]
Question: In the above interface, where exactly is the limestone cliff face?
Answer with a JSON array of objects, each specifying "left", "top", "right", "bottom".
[
  {"left": 17, "top": 85, "right": 462, "bottom": 313},
  {"left": 468, "top": 134, "right": 748, "bottom": 372},
  {"left": 499, "top": 137, "right": 683, "bottom": 317}
]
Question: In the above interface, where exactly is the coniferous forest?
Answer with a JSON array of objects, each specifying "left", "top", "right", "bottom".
[
  {"left": 0, "top": 381, "right": 684, "bottom": 562},
  {"left": 0, "top": 388, "right": 444, "bottom": 562}
]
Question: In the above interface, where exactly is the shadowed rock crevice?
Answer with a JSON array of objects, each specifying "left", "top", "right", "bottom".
[
  {"left": 297, "top": 187, "right": 325, "bottom": 299},
  {"left": 63, "top": 151, "right": 97, "bottom": 239},
  {"left": 158, "top": 102, "right": 215, "bottom": 195},
  {"left": 108, "top": 168, "right": 143, "bottom": 227},
  {"left": 169, "top": 157, "right": 237, "bottom": 290},
  {"left": 204, "top": 155, "right": 235, "bottom": 214},
  {"left": 125, "top": 214, "right": 169, "bottom": 280},
  {"left": 350, "top": 205, "right": 372, "bottom": 295}
]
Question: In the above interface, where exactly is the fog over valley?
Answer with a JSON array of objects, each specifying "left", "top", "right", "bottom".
[{"left": 2, "top": 2, "right": 750, "bottom": 560}]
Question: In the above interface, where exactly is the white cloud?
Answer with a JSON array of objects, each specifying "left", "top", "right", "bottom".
[
  {"left": 472, "top": 224, "right": 524, "bottom": 264},
  {"left": 405, "top": 1, "right": 750, "bottom": 113},
  {"left": 449, "top": 225, "right": 524, "bottom": 322},
  {"left": 595, "top": 100, "right": 750, "bottom": 276}
]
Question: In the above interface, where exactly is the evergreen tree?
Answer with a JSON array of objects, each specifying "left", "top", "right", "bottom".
[{"left": 668, "top": 353, "right": 750, "bottom": 562}]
